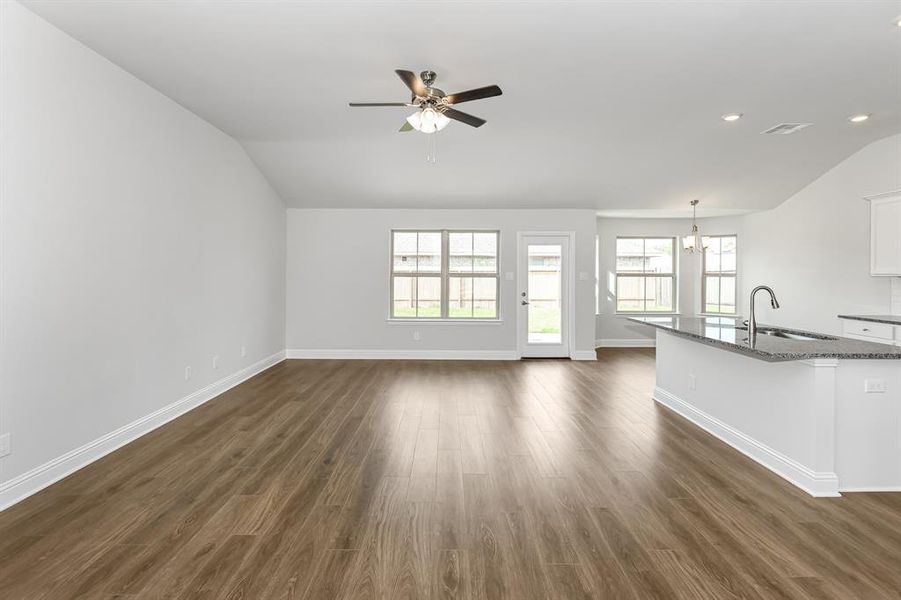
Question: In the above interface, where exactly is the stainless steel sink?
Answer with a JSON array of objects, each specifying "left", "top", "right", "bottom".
[{"left": 734, "top": 326, "right": 833, "bottom": 341}]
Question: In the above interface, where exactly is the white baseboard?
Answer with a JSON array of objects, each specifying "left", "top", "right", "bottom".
[
  {"left": 596, "top": 338, "right": 656, "bottom": 348},
  {"left": 571, "top": 350, "right": 598, "bottom": 361},
  {"left": 653, "top": 386, "right": 840, "bottom": 497},
  {"left": 839, "top": 486, "right": 901, "bottom": 493},
  {"left": 286, "top": 349, "right": 518, "bottom": 360},
  {"left": 0, "top": 350, "right": 286, "bottom": 512}
]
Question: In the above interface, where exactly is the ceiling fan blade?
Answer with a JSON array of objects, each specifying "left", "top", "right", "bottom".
[
  {"left": 399, "top": 121, "right": 414, "bottom": 132},
  {"left": 444, "top": 85, "right": 502, "bottom": 105},
  {"left": 349, "top": 102, "right": 411, "bottom": 107},
  {"left": 395, "top": 69, "right": 428, "bottom": 98},
  {"left": 442, "top": 108, "right": 486, "bottom": 128}
]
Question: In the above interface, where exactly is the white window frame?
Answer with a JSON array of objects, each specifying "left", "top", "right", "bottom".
[
  {"left": 614, "top": 236, "right": 677, "bottom": 314},
  {"left": 389, "top": 229, "right": 501, "bottom": 321},
  {"left": 701, "top": 234, "right": 738, "bottom": 315}
]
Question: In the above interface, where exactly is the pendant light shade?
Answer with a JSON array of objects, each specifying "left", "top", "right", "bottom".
[{"left": 683, "top": 199, "right": 706, "bottom": 253}]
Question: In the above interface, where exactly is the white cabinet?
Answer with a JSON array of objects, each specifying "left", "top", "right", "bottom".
[
  {"left": 869, "top": 192, "right": 901, "bottom": 276},
  {"left": 841, "top": 319, "right": 900, "bottom": 347}
]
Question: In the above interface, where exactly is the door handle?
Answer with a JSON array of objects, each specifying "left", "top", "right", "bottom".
[{"left": 521, "top": 300, "right": 529, "bottom": 305}]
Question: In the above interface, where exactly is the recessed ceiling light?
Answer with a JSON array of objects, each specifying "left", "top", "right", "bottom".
[
  {"left": 894, "top": 16, "right": 901, "bottom": 27},
  {"left": 849, "top": 114, "right": 870, "bottom": 123},
  {"left": 721, "top": 113, "right": 743, "bottom": 122}
]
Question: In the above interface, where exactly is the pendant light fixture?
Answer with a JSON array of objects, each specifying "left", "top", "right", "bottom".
[{"left": 682, "top": 199, "right": 706, "bottom": 253}]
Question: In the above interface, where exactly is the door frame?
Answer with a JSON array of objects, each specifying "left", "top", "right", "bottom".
[{"left": 516, "top": 231, "right": 577, "bottom": 359}]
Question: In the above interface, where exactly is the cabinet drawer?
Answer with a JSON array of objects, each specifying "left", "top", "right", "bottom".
[{"left": 842, "top": 320, "right": 896, "bottom": 341}]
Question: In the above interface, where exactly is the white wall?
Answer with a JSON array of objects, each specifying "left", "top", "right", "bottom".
[
  {"left": 286, "top": 209, "right": 597, "bottom": 357},
  {"left": 0, "top": 3, "right": 286, "bottom": 494},
  {"left": 743, "top": 133, "right": 901, "bottom": 334},
  {"left": 595, "top": 216, "right": 745, "bottom": 345}
]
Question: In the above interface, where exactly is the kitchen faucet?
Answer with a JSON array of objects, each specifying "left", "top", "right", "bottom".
[{"left": 748, "top": 285, "right": 780, "bottom": 344}]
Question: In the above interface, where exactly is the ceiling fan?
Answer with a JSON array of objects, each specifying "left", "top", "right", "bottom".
[{"left": 349, "top": 69, "right": 502, "bottom": 133}]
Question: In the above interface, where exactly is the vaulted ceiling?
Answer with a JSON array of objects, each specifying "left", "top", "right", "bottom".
[{"left": 22, "top": 1, "right": 901, "bottom": 212}]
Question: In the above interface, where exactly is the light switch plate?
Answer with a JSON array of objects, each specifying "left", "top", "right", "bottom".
[
  {"left": 578, "top": 271, "right": 589, "bottom": 281},
  {"left": 504, "top": 272, "right": 514, "bottom": 281},
  {"left": 0, "top": 433, "right": 10, "bottom": 458}
]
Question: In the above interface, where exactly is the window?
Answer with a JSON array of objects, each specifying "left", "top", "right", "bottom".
[
  {"left": 702, "top": 235, "right": 737, "bottom": 314},
  {"left": 390, "top": 230, "right": 499, "bottom": 319},
  {"left": 615, "top": 237, "right": 676, "bottom": 312}
]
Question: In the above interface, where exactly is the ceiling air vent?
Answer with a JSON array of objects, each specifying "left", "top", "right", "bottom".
[{"left": 761, "top": 123, "right": 813, "bottom": 135}]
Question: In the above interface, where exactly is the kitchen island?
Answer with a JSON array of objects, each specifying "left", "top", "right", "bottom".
[{"left": 630, "top": 316, "right": 901, "bottom": 496}]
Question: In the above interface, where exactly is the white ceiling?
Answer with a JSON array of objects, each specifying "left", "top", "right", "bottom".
[{"left": 22, "top": 0, "right": 901, "bottom": 212}]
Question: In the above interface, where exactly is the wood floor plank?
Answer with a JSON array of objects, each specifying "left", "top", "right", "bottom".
[
  {"left": 1, "top": 351, "right": 899, "bottom": 599},
  {"left": 432, "top": 549, "right": 468, "bottom": 600}
]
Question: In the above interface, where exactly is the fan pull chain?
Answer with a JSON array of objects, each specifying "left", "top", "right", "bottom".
[{"left": 425, "top": 130, "right": 438, "bottom": 164}]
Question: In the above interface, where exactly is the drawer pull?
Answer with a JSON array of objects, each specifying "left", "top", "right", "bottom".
[{"left": 863, "top": 328, "right": 870, "bottom": 331}]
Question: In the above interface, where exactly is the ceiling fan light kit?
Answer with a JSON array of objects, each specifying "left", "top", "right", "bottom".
[
  {"left": 406, "top": 107, "right": 450, "bottom": 133},
  {"left": 350, "top": 69, "right": 502, "bottom": 161}
]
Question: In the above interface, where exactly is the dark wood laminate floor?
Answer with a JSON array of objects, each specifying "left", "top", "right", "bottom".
[{"left": 2, "top": 349, "right": 901, "bottom": 599}]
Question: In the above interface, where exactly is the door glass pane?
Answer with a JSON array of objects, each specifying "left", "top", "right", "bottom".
[
  {"left": 393, "top": 276, "right": 415, "bottom": 317},
  {"left": 528, "top": 244, "right": 562, "bottom": 344},
  {"left": 448, "top": 277, "right": 473, "bottom": 318}
]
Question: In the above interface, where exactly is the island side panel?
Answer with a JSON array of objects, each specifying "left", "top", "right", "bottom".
[
  {"left": 653, "top": 330, "right": 840, "bottom": 496},
  {"left": 834, "top": 360, "right": 901, "bottom": 491}
]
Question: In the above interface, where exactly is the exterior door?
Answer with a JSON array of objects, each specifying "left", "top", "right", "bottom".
[{"left": 518, "top": 234, "right": 571, "bottom": 358}]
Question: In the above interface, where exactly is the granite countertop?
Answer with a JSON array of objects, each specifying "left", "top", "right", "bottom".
[
  {"left": 628, "top": 315, "right": 901, "bottom": 362},
  {"left": 837, "top": 314, "right": 901, "bottom": 326}
]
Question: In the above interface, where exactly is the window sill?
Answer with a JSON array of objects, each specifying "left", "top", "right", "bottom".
[
  {"left": 697, "top": 313, "right": 740, "bottom": 318},
  {"left": 614, "top": 312, "right": 680, "bottom": 316},
  {"left": 386, "top": 318, "right": 505, "bottom": 325}
]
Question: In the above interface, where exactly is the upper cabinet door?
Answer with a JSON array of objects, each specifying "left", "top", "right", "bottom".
[{"left": 870, "top": 193, "right": 901, "bottom": 276}]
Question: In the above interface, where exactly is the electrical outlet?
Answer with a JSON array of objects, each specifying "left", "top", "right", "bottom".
[
  {"left": 413, "top": 331, "right": 421, "bottom": 342},
  {"left": 865, "top": 379, "right": 886, "bottom": 393},
  {"left": 212, "top": 355, "right": 219, "bottom": 370},
  {"left": 185, "top": 366, "right": 192, "bottom": 381},
  {"left": 0, "top": 433, "right": 10, "bottom": 458},
  {"left": 504, "top": 272, "right": 514, "bottom": 281},
  {"left": 240, "top": 345, "right": 247, "bottom": 358},
  {"left": 689, "top": 374, "right": 696, "bottom": 390}
]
